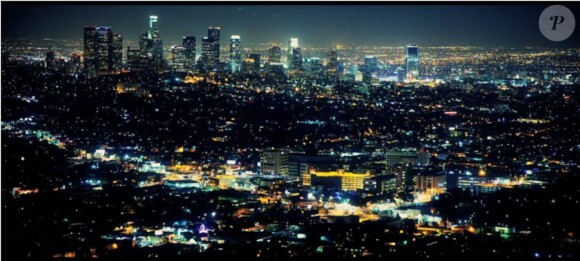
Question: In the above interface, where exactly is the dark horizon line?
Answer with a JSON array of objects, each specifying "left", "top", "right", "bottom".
[{"left": 3, "top": 37, "right": 579, "bottom": 49}]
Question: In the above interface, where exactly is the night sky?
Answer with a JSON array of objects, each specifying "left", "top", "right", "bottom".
[{"left": 2, "top": 3, "right": 580, "bottom": 47}]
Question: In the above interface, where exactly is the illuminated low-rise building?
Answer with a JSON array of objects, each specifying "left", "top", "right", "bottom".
[
  {"left": 458, "top": 175, "right": 488, "bottom": 190},
  {"left": 213, "top": 174, "right": 255, "bottom": 190},
  {"left": 139, "top": 161, "right": 166, "bottom": 174},
  {"left": 305, "top": 169, "right": 372, "bottom": 191},
  {"left": 364, "top": 175, "right": 398, "bottom": 194},
  {"left": 473, "top": 183, "right": 503, "bottom": 193},
  {"left": 260, "top": 150, "right": 289, "bottom": 176},
  {"left": 380, "top": 175, "right": 398, "bottom": 194},
  {"left": 165, "top": 180, "right": 201, "bottom": 188},
  {"left": 385, "top": 150, "right": 430, "bottom": 166},
  {"left": 363, "top": 179, "right": 378, "bottom": 193},
  {"left": 167, "top": 163, "right": 197, "bottom": 173},
  {"left": 415, "top": 173, "right": 446, "bottom": 194}
]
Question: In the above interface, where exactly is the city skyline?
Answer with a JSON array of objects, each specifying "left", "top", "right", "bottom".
[
  {"left": 2, "top": 2, "right": 580, "bottom": 260},
  {"left": 3, "top": 3, "right": 580, "bottom": 47}
]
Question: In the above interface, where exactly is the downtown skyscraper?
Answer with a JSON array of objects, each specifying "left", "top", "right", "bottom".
[
  {"left": 406, "top": 44, "right": 420, "bottom": 80},
  {"left": 83, "top": 26, "right": 122, "bottom": 77},
  {"left": 182, "top": 36, "right": 196, "bottom": 72},
  {"left": 291, "top": 47, "right": 302, "bottom": 70},
  {"left": 170, "top": 45, "right": 186, "bottom": 71},
  {"left": 287, "top": 37, "right": 299, "bottom": 68},
  {"left": 149, "top": 15, "right": 159, "bottom": 39},
  {"left": 363, "top": 56, "right": 378, "bottom": 73},
  {"left": 326, "top": 50, "right": 338, "bottom": 74},
  {"left": 149, "top": 15, "right": 164, "bottom": 71},
  {"left": 230, "top": 35, "right": 241, "bottom": 73},
  {"left": 269, "top": 46, "right": 282, "bottom": 64},
  {"left": 111, "top": 33, "right": 123, "bottom": 71},
  {"left": 126, "top": 15, "right": 165, "bottom": 72},
  {"left": 201, "top": 26, "right": 221, "bottom": 71}
]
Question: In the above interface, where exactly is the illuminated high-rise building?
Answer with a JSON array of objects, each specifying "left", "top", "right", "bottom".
[
  {"left": 182, "top": 36, "right": 196, "bottom": 71},
  {"left": 396, "top": 67, "right": 406, "bottom": 82},
  {"left": 67, "top": 53, "right": 82, "bottom": 74},
  {"left": 289, "top": 38, "right": 299, "bottom": 52},
  {"left": 170, "top": 45, "right": 186, "bottom": 71},
  {"left": 208, "top": 26, "right": 220, "bottom": 42},
  {"left": 249, "top": 53, "right": 260, "bottom": 71},
  {"left": 291, "top": 47, "right": 302, "bottom": 70},
  {"left": 269, "top": 46, "right": 282, "bottom": 63},
  {"left": 363, "top": 55, "right": 377, "bottom": 73},
  {"left": 406, "top": 44, "right": 419, "bottom": 80},
  {"left": 83, "top": 26, "right": 121, "bottom": 77},
  {"left": 242, "top": 54, "right": 260, "bottom": 74},
  {"left": 138, "top": 32, "right": 152, "bottom": 57},
  {"left": 126, "top": 31, "right": 153, "bottom": 71},
  {"left": 149, "top": 15, "right": 159, "bottom": 40},
  {"left": 126, "top": 46, "right": 140, "bottom": 71},
  {"left": 326, "top": 50, "right": 338, "bottom": 73},
  {"left": 111, "top": 33, "right": 123, "bottom": 71},
  {"left": 362, "top": 55, "right": 377, "bottom": 83},
  {"left": 200, "top": 36, "right": 211, "bottom": 71},
  {"left": 126, "top": 16, "right": 164, "bottom": 72},
  {"left": 83, "top": 26, "right": 107, "bottom": 77},
  {"left": 287, "top": 37, "right": 299, "bottom": 67},
  {"left": 230, "top": 35, "right": 241, "bottom": 73},
  {"left": 148, "top": 15, "right": 163, "bottom": 71},
  {"left": 204, "top": 26, "right": 221, "bottom": 70}
]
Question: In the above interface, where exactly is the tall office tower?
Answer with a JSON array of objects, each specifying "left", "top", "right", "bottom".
[
  {"left": 126, "top": 46, "right": 141, "bottom": 71},
  {"left": 132, "top": 31, "right": 153, "bottom": 71},
  {"left": 364, "top": 55, "right": 378, "bottom": 73},
  {"left": 405, "top": 44, "right": 419, "bottom": 80},
  {"left": 83, "top": 26, "right": 100, "bottom": 77},
  {"left": 248, "top": 53, "right": 261, "bottom": 71},
  {"left": 45, "top": 51, "right": 56, "bottom": 69},
  {"left": 139, "top": 32, "right": 152, "bottom": 53},
  {"left": 261, "top": 150, "right": 289, "bottom": 176},
  {"left": 149, "top": 15, "right": 159, "bottom": 40},
  {"left": 111, "top": 33, "right": 123, "bottom": 71},
  {"left": 206, "top": 26, "right": 221, "bottom": 69},
  {"left": 288, "top": 37, "right": 299, "bottom": 54},
  {"left": 200, "top": 36, "right": 211, "bottom": 71},
  {"left": 170, "top": 46, "right": 186, "bottom": 71},
  {"left": 269, "top": 46, "right": 282, "bottom": 63},
  {"left": 307, "top": 58, "right": 323, "bottom": 74},
  {"left": 208, "top": 26, "right": 220, "bottom": 42},
  {"left": 326, "top": 50, "right": 338, "bottom": 72},
  {"left": 291, "top": 47, "right": 302, "bottom": 70},
  {"left": 83, "top": 26, "right": 120, "bottom": 77},
  {"left": 151, "top": 40, "right": 163, "bottom": 71},
  {"left": 287, "top": 37, "right": 299, "bottom": 67},
  {"left": 229, "top": 35, "right": 241, "bottom": 73},
  {"left": 67, "top": 53, "right": 82, "bottom": 74},
  {"left": 147, "top": 16, "right": 163, "bottom": 71},
  {"left": 182, "top": 36, "right": 196, "bottom": 71},
  {"left": 242, "top": 58, "right": 255, "bottom": 74},
  {"left": 396, "top": 67, "right": 406, "bottom": 82}
]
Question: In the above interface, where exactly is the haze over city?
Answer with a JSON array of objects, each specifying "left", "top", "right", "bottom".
[{"left": 3, "top": 4, "right": 580, "bottom": 47}]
